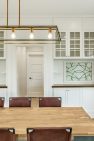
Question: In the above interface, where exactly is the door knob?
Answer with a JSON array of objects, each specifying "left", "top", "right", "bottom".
[{"left": 29, "top": 77, "right": 32, "bottom": 79}]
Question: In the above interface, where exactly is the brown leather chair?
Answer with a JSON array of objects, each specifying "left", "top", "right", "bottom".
[
  {"left": 27, "top": 127, "right": 72, "bottom": 141},
  {"left": 39, "top": 97, "right": 61, "bottom": 107},
  {"left": 9, "top": 97, "right": 31, "bottom": 107},
  {"left": 0, "top": 128, "right": 16, "bottom": 141},
  {"left": 0, "top": 97, "right": 4, "bottom": 107}
]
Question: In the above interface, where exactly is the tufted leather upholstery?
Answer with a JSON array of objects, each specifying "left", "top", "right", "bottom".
[
  {"left": 39, "top": 97, "right": 61, "bottom": 107},
  {"left": 0, "top": 128, "right": 16, "bottom": 141},
  {"left": 27, "top": 127, "right": 72, "bottom": 141},
  {"left": 9, "top": 97, "right": 31, "bottom": 107},
  {"left": 0, "top": 97, "right": 4, "bottom": 107}
]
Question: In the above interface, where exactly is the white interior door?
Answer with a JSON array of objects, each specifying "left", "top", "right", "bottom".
[{"left": 27, "top": 54, "right": 44, "bottom": 97}]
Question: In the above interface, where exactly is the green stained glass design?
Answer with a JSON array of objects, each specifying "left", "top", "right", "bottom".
[{"left": 66, "top": 62, "right": 92, "bottom": 81}]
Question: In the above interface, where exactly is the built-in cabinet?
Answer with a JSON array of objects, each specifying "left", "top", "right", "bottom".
[
  {"left": 0, "top": 31, "right": 5, "bottom": 58},
  {"left": 53, "top": 87, "right": 94, "bottom": 117},
  {"left": 54, "top": 88, "right": 82, "bottom": 107},
  {"left": 83, "top": 88, "right": 94, "bottom": 107},
  {"left": 83, "top": 88, "right": 94, "bottom": 117},
  {"left": 55, "top": 32, "right": 94, "bottom": 58},
  {"left": 55, "top": 32, "right": 81, "bottom": 58},
  {"left": 0, "top": 60, "right": 6, "bottom": 84},
  {"left": 0, "top": 31, "right": 6, "bottom": 85},
  {"left": 53, "top": 57, "right": 94, "bottom": 116},
  {"left": 65, "top": 88, "right": 82, "bottom": 107}
]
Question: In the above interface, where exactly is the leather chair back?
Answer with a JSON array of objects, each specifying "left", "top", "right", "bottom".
[
  {"left": 0, "top": 97, "right": 4, "bottom": 107},
  {"left": 9, "top": 97, "right": 31, "bottom": 107},
  {"left": 27, "top": 127, "right": 72, "bottom": 141},
  {"left": 0, "top": 128, "right": 16, "bottom": 141},
  {"left": 39, "top": 97, "right": 61, "bottom": 107}
]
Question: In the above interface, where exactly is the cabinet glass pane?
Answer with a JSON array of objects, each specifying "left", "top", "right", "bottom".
[
  {"left": 75, "top": 32, "right": 80, "bottom": 39},
  {"left": 0, "top": 50, "right": 4, "bottom": 57},
  {"left": 56, "top": 44, "right": 60, "bottom": 48},
  {"left": 70, "top": 40, "right": 74, "bottom": 44},
  {"left": 90, "top": 32, "right": 94, "bottom": 39},
  {"left": 84, "top": 32, "right": 89, "bottom": 39},
  {"left": 75, "top": 32, "right": 80, "bottom": 38},
  {"left": 61, "top": 40, "right": 66, "bottom": 44},
  {"left": 0, "top": 32, "right": 4, "bottom": 38},
  {"left": 76, "top": 51, "right": 80, "bottom": 56},
  {"left": 0, "top": 44, "right": 4, "bottom": 48},
  {"left": 90, "top": 40, "right": 94, "bottom": 44},
  {"left": 75, "top": 45, "right": 80, "bottom": 48},
  {"left": 85, "top": 51, "right": 89, "bottom": 56},
  {"left": 61, "top": 32, "right": 66, "bottom": 39},
  {"left": 75, "top": 40, "right": 80, "bottom": 44},
  {"left": 61, "top": 50, "right": 65, "bottom": 57},
  {"left": 61, "top": 45, "right": 66, "bottom": 48},
  {"left": 84, "top": 32, "right": 94, "bottom": 57},
  {"left": 84, "top": 40, "right": 89, "bottom": 44},
  {"left": 90, "top": 45, "right": 94, "bottom": 48},
  {"left": 90, "top": 50, "right": 94, "bottom": 56},
  {"left": 56, "top": 50, "right": 60, "bottom": 57},
  {"left": 70, "top": 51, "right": 74, "bottom": 56},
  {"left": 84, "top": 45, "right": 89, "bottom": 48},
  {"left": 70, "top": 32, "right": 74, "bottom": 39},
  {"left": 70, "top": 50, "right": 80, "bottom": 57},
  {"left": 70, "top": 45, "right": 74, "bottom": 48}
]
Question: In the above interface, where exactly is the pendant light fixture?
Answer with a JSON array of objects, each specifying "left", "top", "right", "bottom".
[{"left": 0, "top": 0, "right": 61, "bottom": 44}]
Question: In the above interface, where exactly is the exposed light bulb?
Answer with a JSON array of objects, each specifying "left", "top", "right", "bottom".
[
  {"left": 11, "top": 32, "right": 16, "bottom": 39},
  {"left": 29, "top": 32, "right": 34, "bottom": 39},
  {"left": 29, "top": 28, "right": 34, "bottom": 39},
  {"left": 11, "top": 28, "right": 16, "bottom": 39},
  {"left": 48, "top": 28, "right": 52, "bottom": 39},
  {"left": 48, "top": 32, "right": 52, "bottom": 39}
]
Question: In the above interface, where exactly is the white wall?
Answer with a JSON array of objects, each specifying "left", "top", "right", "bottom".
[
  {"left": 44, "top": 44, "right": 54, "bottom": 96},
  {"left": 6, "top": 45, "right": 17, "bottom": 105},
  {"left": 17, "top": 47, "right": 27, "bottom": 96}
]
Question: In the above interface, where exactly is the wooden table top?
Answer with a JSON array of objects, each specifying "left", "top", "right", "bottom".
[{"left": 0, "top": 107, "right": 94, "bottom": 136}]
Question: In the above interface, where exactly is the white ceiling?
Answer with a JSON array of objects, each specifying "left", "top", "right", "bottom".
[{"left": 0, "top": 0, "right": 94, "bottom": 17}]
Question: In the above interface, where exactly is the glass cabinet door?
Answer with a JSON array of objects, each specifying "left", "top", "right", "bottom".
[
  {"left": 84, "top": 32, "right": 94, "bottom": 57},
  {"left": 55, "top": 32, "right": 66, "bottom": 57},
  {"left": 70, "top": 32, "right": 80, "bottom": 57},
  {"left": 0, "top": 31, "right": 4, "bottom": 58}
]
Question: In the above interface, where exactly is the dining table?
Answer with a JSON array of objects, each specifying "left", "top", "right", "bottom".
[{"left": 0, "top": 107, "right": 94, "bottom": 140}]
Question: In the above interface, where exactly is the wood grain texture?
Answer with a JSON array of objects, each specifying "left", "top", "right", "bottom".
[{"left": 0, "top": 107, "right": 94, "bottom": 136}]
